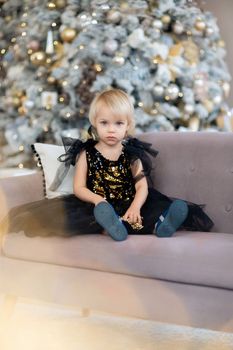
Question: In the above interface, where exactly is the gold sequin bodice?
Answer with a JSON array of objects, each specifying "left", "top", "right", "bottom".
[{"left": 86, "top": 146, "right": 136, "bottom": 215}]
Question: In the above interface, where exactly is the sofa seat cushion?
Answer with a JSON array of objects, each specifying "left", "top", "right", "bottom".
[{"left": 2, "top": 231, "right": 233, "bottom": 290}]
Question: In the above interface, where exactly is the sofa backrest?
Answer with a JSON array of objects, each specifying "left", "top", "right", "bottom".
[{"left": 139, "top": 132, "right": 233, "bottom": 234}]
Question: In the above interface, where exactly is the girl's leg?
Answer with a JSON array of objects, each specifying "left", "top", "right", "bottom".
[
  {"left": 94, "top": 202, "right": 128, "bottom": 241},
  {"left": 129, "top": 189, "right": 188, "bottom": 237},
  {"left": 155, "top": 199, "right": 188, "bottom": 237}
]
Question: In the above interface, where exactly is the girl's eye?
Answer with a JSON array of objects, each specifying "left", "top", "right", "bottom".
[
  {"left": 100, "top": 121, "right": 107, "bottom": 125},
  {"left": 116, "top": 121, "right": 124, "bottom": 125}
]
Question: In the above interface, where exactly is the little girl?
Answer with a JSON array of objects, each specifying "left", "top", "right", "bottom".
[{"left": 5, "top": 89, "right": 213, "bottom": 240}]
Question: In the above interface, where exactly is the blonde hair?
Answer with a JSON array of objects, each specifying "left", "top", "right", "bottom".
[{"left": 88, "top": 88, "right": 135, "bottom": 136}]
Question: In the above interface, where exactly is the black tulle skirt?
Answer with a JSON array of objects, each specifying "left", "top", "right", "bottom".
[{"left": 3, "top": 188, "right": 214, "bottom": 237}]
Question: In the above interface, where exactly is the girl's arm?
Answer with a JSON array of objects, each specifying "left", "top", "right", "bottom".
[
  {"left": 73, "top": 150, "right": 105, "bottom": 205},
  {"left": 122, "top": 160, "right": 148, "bottom": 225}
]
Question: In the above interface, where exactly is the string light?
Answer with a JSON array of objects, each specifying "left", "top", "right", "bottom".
[
  {"left": 47, "top": 2, "right": 56, "bottom": 9},
  {"left": 94, "top": 63, "right": 102, "bottom": 72}
]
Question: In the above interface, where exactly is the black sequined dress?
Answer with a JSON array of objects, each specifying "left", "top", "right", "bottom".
[{"left": 4, "top": 137, "right": 214, "bottom": 237}]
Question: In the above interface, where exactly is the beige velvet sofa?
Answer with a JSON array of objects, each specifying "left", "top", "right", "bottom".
[{"left": 0, "top": 131, "right": 233, "bottom": 332}]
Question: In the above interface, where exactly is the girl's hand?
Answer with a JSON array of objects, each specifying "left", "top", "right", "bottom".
[{"left": 122, "top": 205, "right": 142, "bottom": 225}]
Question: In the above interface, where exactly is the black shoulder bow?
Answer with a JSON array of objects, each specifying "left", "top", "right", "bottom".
[
  {"left": 123, "top": 137, "right": 159, "bottom": 179},
  {"left": 58, "top": 137, "right": 96, "bottom": 166},
  {"left": 49, "top": 137, "right": 96, "bottom": 191}
]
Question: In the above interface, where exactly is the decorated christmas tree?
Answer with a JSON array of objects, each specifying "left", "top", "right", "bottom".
[{"left": 0, "top": 0, "right": 232, "bottom": 168}]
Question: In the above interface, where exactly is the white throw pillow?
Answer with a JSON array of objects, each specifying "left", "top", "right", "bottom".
[{"left": 32, "top": 143, "right": 74, "bottom": 199}]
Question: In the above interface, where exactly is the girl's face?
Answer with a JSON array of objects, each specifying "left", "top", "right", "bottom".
[{"left": 94, "top": 104, "right": 129, "bottom": 146}]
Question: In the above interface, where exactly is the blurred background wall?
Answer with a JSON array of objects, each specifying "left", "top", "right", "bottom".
[{"left": 197, "top": 0, "right": 233, "bottom": 105}]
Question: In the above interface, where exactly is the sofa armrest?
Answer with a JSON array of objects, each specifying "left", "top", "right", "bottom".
[{"left": 0, "top": 172, "right": 44, "bottom": 222}]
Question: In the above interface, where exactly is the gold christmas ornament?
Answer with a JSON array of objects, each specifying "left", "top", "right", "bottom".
[
  {"left": 195, "top": 18, "right": 206, "bottom": 32},
  {"left": 203, "top": 99, "right": 214, "bottom": 113},
  {"left": 161, "top": 14, "right": 171, "bottom": 25},
  {"left": 182, "top": 40, "right": 199, "bottom": 65},
  {"left": 47, "top": 76, "right": 56, "bottom": 84},
  {"left": 120, "top": 2, "right": 129, "bottom": 11},
  {"left": 152, "top": 55, "right": 164, "bottom": 64},
  {"left": 218, "top": 40, "right": 225, "bottom": 48},
  {"left": 5, "top": 15, "right": 12, "bottom": 23},
  {"left": 107, "top": 10, "right": 121, "bottom": 24},
  {"left": 188, "top": 116, "right": 200, "bottom": 131},
  {"left": 55, "top": 0, "right": 66, "bottom": 8},
  {"left": 222, "top": 81, "right": 230, "bottom": 98},
  {"left": 12, "top": 97, "right": 21, "bottom": 107},
  {"left": 216, "top": 113, "right": 225, "bottom": 129},
  {"left": 16, "top": 90, "right": 24, "bottom": 98},
  {"left": 30, "top": 51, "right": 46, "bottom": 65},
  {"left": 169, "top": 43, "right": 183, "bottom": 57},
  {"left": 18, "top": 105, "right": 27, "bottom": 115},
  {"left": 60, "top": 28, "right": 77, "bottom": 42}
]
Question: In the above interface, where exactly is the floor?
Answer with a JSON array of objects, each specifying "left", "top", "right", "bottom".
[{"left": 0, "top": 295, "right": 233, "bottom": 350}]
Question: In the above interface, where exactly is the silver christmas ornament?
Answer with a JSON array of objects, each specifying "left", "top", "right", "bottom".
[
  {"left": 103, "top": 39, "right": 118, "bottom": 56},
  {"left": 195, "top": 18, "right": 206, "bottom": 32},
  {"left": 153, "top": 85, "right": 164, "bottom": 97},
  {"left": 213, "top": 95, "right": 222, "bottom": 105},
  {"left": 173, "top": 21, "right": 184, "bottom": 35},
  {"left": 76, "top": 12, "right": 93, "bottom": 29},
  {"left": 106, "top": 10, "right": 121, "bottom": 24},
  {"left": 152, "top": 19, "right": 163, "bottom": 30},
  {"left": 165, "top": 84, "right": 180, "bottom": 100},
  {"left": 112, "top": 55, "right": 125, "bottom": 65},
  {"left": 24, "top": 100, "right": 35, "bottom": 109},
  {"left": 205, "top": 26, "right": 214, "bottom": 37},
  {"left": 184, "top": 104, "right": 195, "bottom": 114}
]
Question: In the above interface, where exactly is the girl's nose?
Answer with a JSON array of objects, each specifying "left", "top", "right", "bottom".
[{"left": 108, "top": 124, "right": 115, "bottom": 131}]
